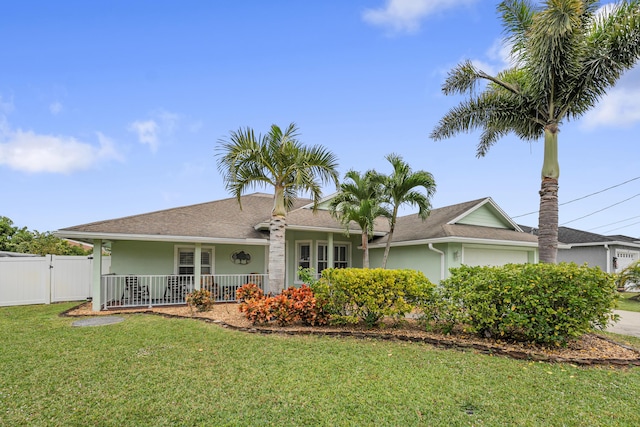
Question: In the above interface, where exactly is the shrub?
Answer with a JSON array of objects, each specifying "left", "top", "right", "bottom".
[
  {"left": 236, "top": 284, "right": 328, "bottom": 326},
  {"left": 236, "top": 283, "right": 264, "bottom": 302},
  {"left": 438, "top": 263, "right": 619, "bottom": 345},
  {"left": 313, "top": 268, "right": 436, "bottom": 327},
  {"left": 186, "top": 289, "right": 214, "bottom": 313}
]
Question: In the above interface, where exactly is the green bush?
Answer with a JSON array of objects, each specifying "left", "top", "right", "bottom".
[
  {"left": 438, "top": 263, "right": 619, "bottom": 345},
  {"left": 312, "top": 268, "right": 436, "bottom": 327}
]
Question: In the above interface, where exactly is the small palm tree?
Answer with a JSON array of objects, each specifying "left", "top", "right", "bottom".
[
  {"left": 430, "top": 0, "right": 640, "bottom": 263},
  {"left": 216, "top": 123, "right": 339, "bottom": 294},
  {"left": 380, "top": 153, "right": 436, "bottom": 268},
  {"left": 617, "top": 261, "right": 640, "bottom": 292},
  {"left": 330, "top": 170, "right": 391, "bottom": 268}
]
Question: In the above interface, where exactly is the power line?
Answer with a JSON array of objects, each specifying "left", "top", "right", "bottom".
[
  {"left": 602, "top": 219, "right": 640, "bottom": 235},
  {"left": 589, "top": 214, "right": 640, "bottom": 231},
  {"left": 560, "top": 193, "right": 640, "bottom": 225},
  {"left": 511, "top": 175, "right": 640, "bottom": 218}
]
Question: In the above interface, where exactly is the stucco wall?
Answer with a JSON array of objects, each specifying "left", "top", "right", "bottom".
[{"left": 557, "top": 246, "right": 607, "bottom": 271}]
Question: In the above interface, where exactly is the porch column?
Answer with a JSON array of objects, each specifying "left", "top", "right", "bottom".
[
  {"left": 91, "top": 239, "right": 103, "bottom": 311},
  {"left": 327, "top": 232, "right": 334, "bottom": 272},
  {"left": 194, "top": 243, "right": 202, "bottom": 290}
]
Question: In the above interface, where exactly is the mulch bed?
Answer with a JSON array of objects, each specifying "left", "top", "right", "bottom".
[{"left": 62, "top": 302, "right": 640, "bottom": 368}]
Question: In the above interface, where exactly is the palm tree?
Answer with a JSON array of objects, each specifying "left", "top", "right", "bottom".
[
  {"left": 430, "top": 0, "right": 640, "bottom": 263},
  {"left": 380, "top": 153, "right": 436, "bottom": 268},
  {"left": 617, "top": 261, "right": 640, "bottom": 292},
  {"left": 216, "top": 123, "right": 339, "bottom": 294},
  {"left": 329, "top": 170, "right": 391, "bottom": 268}
]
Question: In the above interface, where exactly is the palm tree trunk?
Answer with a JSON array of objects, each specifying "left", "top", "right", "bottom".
[
  {"left": 268, "top": 214, "right": 286, "bottom": 295},
  {"left": 361, "top": 232, "right": 370, "bottom": 268},
  {"left": 381, "top": 224, "right": 395, "bottom": 269},
  {"left": 267, "top": 185, "right": 287, "bottom": 295},
  {"left": 538, "top": 125, "right": 560, "bottom": 264},
  {"left": 538, "top": 177, "right": 558, "bottom": 263}
]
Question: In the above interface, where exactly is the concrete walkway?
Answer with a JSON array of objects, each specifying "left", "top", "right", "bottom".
[{"left": 606, "top": 310, "right": 640, "bottom": 338}]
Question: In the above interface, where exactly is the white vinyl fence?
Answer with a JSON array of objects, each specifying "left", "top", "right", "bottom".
[{"left": 0, "top": 255, "right": 111, "bottom": 307}]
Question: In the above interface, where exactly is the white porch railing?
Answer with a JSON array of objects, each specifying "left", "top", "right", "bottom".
[{"left": 101, "top": 274, "right": 266, "bottom": 310}]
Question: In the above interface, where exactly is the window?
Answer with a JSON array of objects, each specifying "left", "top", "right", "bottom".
[
  {"left": 177, "top": 247, "right": 213, "bottom": 274},
  {"left": 317, "top": 242, "right": 350, "bottom": 273},
  {"left": 295, "top": 241, "right": 312, "bottom": 281}
]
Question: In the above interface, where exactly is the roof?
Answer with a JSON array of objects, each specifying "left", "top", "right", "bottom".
[
  {"left": 371, "top": 198, "right": 538, "bottom": 247},
  {"left": 56, "top": 193, "right": 537, "bottom": 247},
  {"left": 519, "top": 225, "right": 640, "bottom": 248},
  {"left": 56, "top": 193, "right": 368, "bottom": 243}
]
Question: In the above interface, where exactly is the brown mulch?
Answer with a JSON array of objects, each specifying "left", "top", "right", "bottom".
[{"left": 63, "top": 302, "right": 640, "bottom": 367}]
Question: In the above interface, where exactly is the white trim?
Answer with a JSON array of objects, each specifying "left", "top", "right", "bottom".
[
  {"left": 55, "top": 231, "right": 269, "bottom": 245},
  {"left": 174, "top": 245, "right": 215, "bottom": 275},
  {"left": 369, "top": 236, "right": 541, "bottom": 249},
  {"left": 254, "top": 223, "right": 386, "bottom": 236},
  {"left": 568, "top": 241, "right": 640, "bottom": 249}
]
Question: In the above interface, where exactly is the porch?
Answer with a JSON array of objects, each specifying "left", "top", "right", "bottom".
[{"left": 100, "top": 273, "right": 267, "bottom": 310}]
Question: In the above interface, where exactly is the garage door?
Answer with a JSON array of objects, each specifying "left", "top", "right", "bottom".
[{"left": 463, "top": 248, "right": 528, "bottom": 267}]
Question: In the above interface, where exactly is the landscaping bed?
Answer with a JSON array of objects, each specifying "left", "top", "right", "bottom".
[{"left": 65, "top": 302, "right": 640, "bottom": 367}]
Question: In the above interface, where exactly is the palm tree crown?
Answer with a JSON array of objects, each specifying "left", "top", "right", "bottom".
[
  {"left": 381, "top": 153, "right": 436, "bottom": 268},
  {"left": 430, "top": 0, "right": 640, "bottom": 263},
  {"left": 216, "top": 123, "right": 339, "bottom": 293},
  {"left": 330, "top": 170, "right": 391, "bottom": 268}
]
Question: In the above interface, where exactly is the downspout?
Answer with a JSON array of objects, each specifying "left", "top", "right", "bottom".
[
  {"left": 604, "top": 244, "right": 610, "bottom": 274},
  {"left": 428, "top": 244, "right": 445, "bottom": 281}
]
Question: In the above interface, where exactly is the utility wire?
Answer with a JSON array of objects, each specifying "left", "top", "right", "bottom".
[
  {"left": 602, "top": 219, "right": 640, "bottom": 235},
  {"left": 560, "top": 193, "right": 640, "bottom": 225},
  {"left": 511, "top": 175, "right": 640, "bottom": 218},
  {"left": 589, "top": 214, "right": 640, "bottom": 231}
]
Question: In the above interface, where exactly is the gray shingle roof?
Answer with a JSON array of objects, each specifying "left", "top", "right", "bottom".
[{"left": 519, "top": 225, "right": 639, "bottom": 245}]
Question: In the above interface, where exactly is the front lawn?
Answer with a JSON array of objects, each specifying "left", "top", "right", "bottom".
[
  {"left": 2, "top": 303, "right": 640, "bottom": 426},
  {"left": 617, "top": 292, "right": 640, "bottom": 312}
]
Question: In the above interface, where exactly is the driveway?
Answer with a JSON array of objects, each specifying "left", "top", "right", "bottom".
[{"left": 606, "top": 310, "right": 640, "bottom": 338}]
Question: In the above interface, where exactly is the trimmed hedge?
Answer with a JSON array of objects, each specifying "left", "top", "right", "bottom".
[
  {"left": 313, "top": 268, "right": 436, "bottom": 326},
  {"left": 438, "top": 263, "right": 618, "bottom": 345}
]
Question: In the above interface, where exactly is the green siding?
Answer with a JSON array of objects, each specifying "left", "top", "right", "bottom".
[
  {"left": 456, "top": 205, "right": 511, "bottom": 229},
  {"left": 369, "top": 244, "right": 446, "bottom": 284},
  {"left": 110, "top": 241, "right": 267, "bottom": 275}
]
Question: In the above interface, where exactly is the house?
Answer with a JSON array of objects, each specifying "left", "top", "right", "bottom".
[
  {"left": 55, "top": 193, "right": 538, "bottom": 311},
  {"left": 519, "top": 226, "right": 640, "bottom": 275}
]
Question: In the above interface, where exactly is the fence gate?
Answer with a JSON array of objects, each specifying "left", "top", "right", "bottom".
[{"left": 0, "top": 255, "right": 111, "bottom": 307}]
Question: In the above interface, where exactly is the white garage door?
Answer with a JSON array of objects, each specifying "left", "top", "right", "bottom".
[{"left": 463, "top": 248, "right": 528, "bottom": 267}]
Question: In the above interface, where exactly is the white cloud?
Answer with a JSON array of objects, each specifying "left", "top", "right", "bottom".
[
  {"left": 363, "top": 0, "right": 477, "bottom": 34},
  {"left": 581, "top": 67, "right": 640, "bottom": 129},
  {"left": 128, "top": 119, "right": 159, "bottom": 152},
  {"left": 0, "top": 128, "right": 122, "bottom": 174},
  {"left": 49, "top": 101, "right": 63, "bottom": 115},
  {"left": 128, "top": 109, "right": 187, "bottom": 152}
]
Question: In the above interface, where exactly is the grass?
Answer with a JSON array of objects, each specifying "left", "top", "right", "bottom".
[
  {"left": 616, "top": 292, "right": 640, "bottom": 312},
  {"left": 2, "top": 303, "right": 640, "bottom": 426}
]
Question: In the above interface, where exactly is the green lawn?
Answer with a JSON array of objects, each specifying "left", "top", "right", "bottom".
[
  {"left": 2, "top": 303, "right": 640, "bottom": 426},
  {"left": 617, "top": 292, "right": 640, "bottom": 312}
]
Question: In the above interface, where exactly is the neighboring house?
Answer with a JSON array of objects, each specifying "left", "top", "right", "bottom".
[
  {"left": 55, "top": 193, "right": 538, "bottom": 311},
  {"left": 520, "top": 225, "right": 640, "bottom": 275}
]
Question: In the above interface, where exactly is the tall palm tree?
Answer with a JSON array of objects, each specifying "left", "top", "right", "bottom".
[
  {"left": 380, "top": 153, "right": 436, "bottom": 268},
  {"left": 216, "top": 123, "right": 339, "bottom": 294},
  {"left": 430, "top": 0, "right": 640, "bottom": 263},
  {"left": 329, "top": 170, "right": 391, "bottom": 268}
]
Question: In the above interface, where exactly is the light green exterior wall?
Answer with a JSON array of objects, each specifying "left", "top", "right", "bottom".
[
  {"left": 110, "top": 240, "right": 268, "bottom": 275},
  {"left": 369, "top": 244, "right": 444, "bottom": 283},
  {"left": 457, "top": 205, "right": 511, "bottom": 229}
]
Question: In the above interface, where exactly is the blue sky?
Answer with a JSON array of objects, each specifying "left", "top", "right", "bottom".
[{"left": 1, "top": 0, "right": 639, "bottom": 238}]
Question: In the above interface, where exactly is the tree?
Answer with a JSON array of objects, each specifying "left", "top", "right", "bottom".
[
  {"left": 216, "top": 123, "right": 339, "bottom": 295},
  {"left": 0, "top": 216, "right": 92, "bottom": 255},
  {"left": 430, "top": 0, "right": 640, "bottom": 263},
  {"left": 380, "top": 153, "right": 436, "bottom": 268},
  {"left": 330, "top": 170, "right": 391, "bottom": 268}
]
